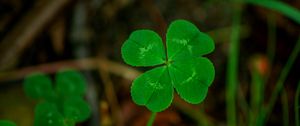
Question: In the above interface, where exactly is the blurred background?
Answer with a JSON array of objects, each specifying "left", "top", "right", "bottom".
[{"left": 0, "top": 0, "right": 299, "bottom": 126}]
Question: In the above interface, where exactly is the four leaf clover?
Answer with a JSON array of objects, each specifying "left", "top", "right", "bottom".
[
  {"left": 121, "top": 19, "right": 215, "bottom": 112},
  {"left": 24, "top": 69, "right": 91, "bottom": 126}
]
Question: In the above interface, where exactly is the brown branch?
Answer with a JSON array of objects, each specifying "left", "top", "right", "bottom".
[
  {"left": 98, "top": 57, "right": 124, "bottom": 126},
  {"left": 0, "top": 58, "right": 140, "bottom": 83},
  {"left": 0, "top": 0, "right": 73, "bottom": 71}
]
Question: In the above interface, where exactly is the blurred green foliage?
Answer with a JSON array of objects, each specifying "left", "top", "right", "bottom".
[{"left": 23, "top": 69, "right": 91, "bottom": 126}]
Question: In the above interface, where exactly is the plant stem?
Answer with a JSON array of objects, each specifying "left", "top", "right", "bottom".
[
  {"left": 249, "top": 70, "right": 264, "bottom": 126},
  {"left": 295, "top": 80, "right": 300, "bottom": 126},
  {"left": 262, "top": 36, "right": 300, "bottom": 124},
  {"left": 147, "top": 112, "right": 157, "bottom": 126},
  {"left": 64, "top": 119, "right": 75, "bottom": 126},
  {"left": 250, "top": 13, "right": 276, "bottom": 126},
  {"left": 226, "top": 3, "right": 242, "bottom": 126}
]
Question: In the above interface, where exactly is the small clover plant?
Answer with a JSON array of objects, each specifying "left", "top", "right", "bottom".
[
  {"left": 121, "top": 19, "right": 215, "bottom": 112},
  {"left": 23, "top": 69, "right": 91, "bottom": 126},
  {"left": 0, "top": 120, "right": 16, "bottom": 126}
]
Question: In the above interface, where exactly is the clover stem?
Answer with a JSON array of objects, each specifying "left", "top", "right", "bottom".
[
  {"left": 64, "top": 118, "right": 75, "bottom": 126},
  {"left": 147, "top": 112, "right": 157, "bottom": 126}
]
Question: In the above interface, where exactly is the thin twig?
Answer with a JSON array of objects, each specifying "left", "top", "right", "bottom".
[
  {"left": 0, "top": 0, "right": 73, "bottom": 71},
  {"left": 0, "top": 58, "right": 140, "bottom": 83},
  {"left": 98, "top": 57, "right": 123, "bottom": 126},
  {"left": 172, "top": 95, "right": 214, "bottom": 126}
]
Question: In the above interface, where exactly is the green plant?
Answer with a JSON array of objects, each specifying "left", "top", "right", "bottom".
[
  {"left": 226, "top": 3, "right": 242, "bottom": 126},
  {"left": 121, "top": 19, "right": 215, "bottom": 125},
  {"left": 23, "top": 69, "right": 91, "bottom": 126},
  {"left": 226, "top": 0, "right": 300, "bottom": 125},
  {"left": 0, "top": 120, "right": 16, "bottom": 126}
]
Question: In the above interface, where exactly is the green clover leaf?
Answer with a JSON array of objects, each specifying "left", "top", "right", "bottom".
[
  {"left": 63, "top": 96, "right": 91, "bottom": 122},
  {"left": 122, "top": 30, "right": 166, "bottom": 66},
  {"left": 24, "top": 73, "right": 55, "bottom": 101},
  {"left": 34, "top": 102, "right": 65, "bottom": 126},
  {"left": 55, "top": 69, "right": 87, "bottom": 96},
  {"left": 121, "top": 19, "right": 215, "bottom": 112},
  {"left": 0, "top": 120, "right": 17, "bottom": 126}
]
